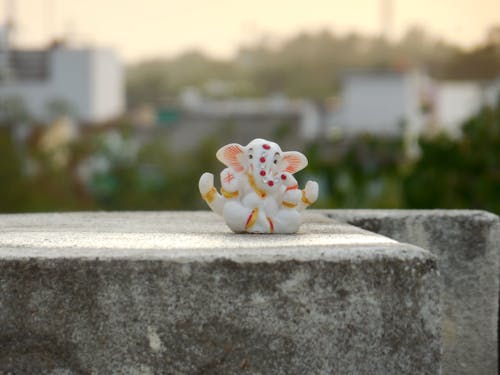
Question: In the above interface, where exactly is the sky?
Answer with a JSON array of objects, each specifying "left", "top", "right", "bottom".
[{"left": 1, "top": 0, "right": 499, "bottom": 62}]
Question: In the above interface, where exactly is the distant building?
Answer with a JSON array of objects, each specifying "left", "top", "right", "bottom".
[
  {"left": 432, "top": 81, "right": 483, "bottom": 135},
  {"left": 329, "top": 69, "right": 499, "bottom": 138},
  {"left": 0, "top": 25, "right": 124, "bottom": 124},
  {"left": 146, "top": 90, "right": 322, "bottom": 153},
  {"left": 328, "top": 69, "right": 430, "bottom": 137}
]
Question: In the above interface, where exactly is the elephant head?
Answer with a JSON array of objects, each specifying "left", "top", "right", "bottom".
[{"left": 216, "top": 138, "right": 307, "bottom": 194}]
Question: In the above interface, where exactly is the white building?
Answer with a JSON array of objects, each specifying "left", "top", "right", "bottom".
[
  {"left": 0, "top": 25, "right": 124, "bottom": 124},
  {"left": 329, "top": 69, "right": 499, "bottom": 138},
  {"left": 432, "top": 81, "right": 483, "bottom": 135},
  {"left": 329, "top": 70, "right": 429, "bottom": 137}
]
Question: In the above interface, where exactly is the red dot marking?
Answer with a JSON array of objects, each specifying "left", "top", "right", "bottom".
[
  {"left": 268, "top": 181, "right": 274, "bottom": 187},
  {"left": 281, "top": 174, "right": 287, "bottom": 180},
  {"left": 263, "top": 144, "right": 270, "bottom": 150},
  {"left": 260, "top": 170, "right": 266, "bottom": 176},
  {"left": 259, "top": 157, "right": 266, "bottom": 163}
]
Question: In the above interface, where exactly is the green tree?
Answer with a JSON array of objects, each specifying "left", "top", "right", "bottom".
[
  {"left": 0, "top": 128, "right": 29, "bottom": 211},
  {"left": 305, "top": 135, "right": 407, "bottom": 209},
  {"left": 403, "top": 103, "right": 500, "bottom": 213}
]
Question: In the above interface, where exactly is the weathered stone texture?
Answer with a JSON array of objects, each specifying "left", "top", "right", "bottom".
[
  {"left": 327, "top": 209, "right": 500, "bottom": 375},
  {"left": 0, "top": 212, "right": 440, "bottom": 374}
]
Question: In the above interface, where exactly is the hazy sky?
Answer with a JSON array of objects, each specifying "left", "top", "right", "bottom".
[{"left": 2, "top": 0, "right": 499, "bottom": 62}]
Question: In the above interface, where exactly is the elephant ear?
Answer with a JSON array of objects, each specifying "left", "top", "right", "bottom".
[
  {"left": 216, "top": 143, "right": 245, "bottom": 172},
  {"left": 281, "top": 151, "right": 308, "bottom": 174}
]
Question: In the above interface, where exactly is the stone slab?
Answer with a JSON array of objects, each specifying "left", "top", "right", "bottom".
[
  {"left": 326, "top": 209, "right": 500, "bottom": 375},
  {"left": 0, "top": 211, "right": 440, "bottom": 374}
]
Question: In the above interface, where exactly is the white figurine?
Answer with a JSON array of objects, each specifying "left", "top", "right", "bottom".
[{"left": 199, "top": 138, "right": 319, "bottom": 234}]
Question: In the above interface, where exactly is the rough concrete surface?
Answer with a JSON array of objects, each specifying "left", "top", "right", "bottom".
[
  {"left": 0, "top": 211, "right": 440, "bottom": 374},
  {"left": 327, "top": 209, "right": 500, "bottom": 375}
]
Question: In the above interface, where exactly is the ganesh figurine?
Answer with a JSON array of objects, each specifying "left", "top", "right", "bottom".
[{"left": 199, "top": 138, "right": 318, "bottom": 234}]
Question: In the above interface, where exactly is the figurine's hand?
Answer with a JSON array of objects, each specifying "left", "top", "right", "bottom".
[
  {"left": 302, "top": 181, "right": 319, "bottom": 206},
  {"left": 220, "top": 168, "right": 239, "bottom": 192},
  {"left": 199, "top": 172, "right": 214, "bottom": 195}
]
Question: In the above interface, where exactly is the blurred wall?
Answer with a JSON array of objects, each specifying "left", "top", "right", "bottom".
[
  {"left": 434, "top": 81, "right": 483, "bottom": 135},
  {"left": 333, "top": 70, "right": 426, "bottom": 136},
  {"left": 0, "top": 47, "right": 124, "bottom": 123}
]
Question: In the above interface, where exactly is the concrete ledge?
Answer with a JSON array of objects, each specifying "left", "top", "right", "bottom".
[
  {"left": 0, "top": 212, "right": 440, "bottom": 374},
  {"left": 327, "top": 209, "right": 500, "bottom": 375}
]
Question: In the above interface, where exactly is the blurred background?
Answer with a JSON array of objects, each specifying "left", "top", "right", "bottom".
[{"left": 0, "top": 0, "right": 498, "bottom": 213}]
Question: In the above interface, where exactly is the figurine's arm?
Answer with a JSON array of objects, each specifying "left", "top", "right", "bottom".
[
  {"left": 199, "top": 172, "right": 224, "bottom": 216},
  {"left": 279, "top": 173, "right": 318, "bottom": 211},
  {"left": 298, "top": 181, "right": 319, "bottom": 211},
  {"left": 279, "top": 172, "right": 301, "bottom": 209},
  {"left": 220, "top": 168, "right": 241, "bottom": 199}
]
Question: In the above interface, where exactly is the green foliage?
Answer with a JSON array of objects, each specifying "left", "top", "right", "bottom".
[
  {"left": 0, "top": 100, "right": 498, "bottom": 214},
  {"left": 304, "top": 102, "right": 499, "bottom": 214},
  {"left": 78, "top": 129, "right": 221, "bottom": 211},
  {"left": 305, "top": 135, "right": 407, "bottom": 209},
  {"left": 0, "top": 128, "right": 29, "bottom": 211},
  {"left": 0, "top": 126, "right": 96, "bottom": 212},
  {"left": 403, "top": 104, "right": 500, "bottom": 212}
]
